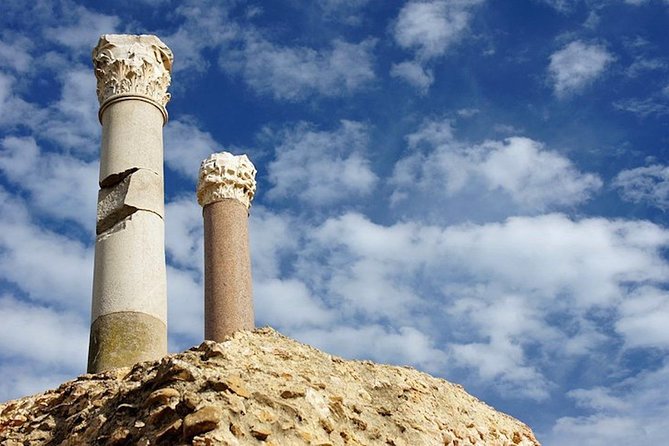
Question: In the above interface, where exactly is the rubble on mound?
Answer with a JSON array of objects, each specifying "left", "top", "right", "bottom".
[{"left": 0, "top": 328, "right": 540, "bottom": 445}]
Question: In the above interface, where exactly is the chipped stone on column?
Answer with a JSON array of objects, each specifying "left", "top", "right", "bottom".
[
  {"left": 197, "top": 152, "right": 257, "bottom": 342},
  {"left": 92, "top": 212, "right": 167, "bottom": 320},
  {"left": 88, "top": 34, "right": 172, "bottom": 373},
  {"left": 96, "top": 169, "right": 164, "bottom": 234}
]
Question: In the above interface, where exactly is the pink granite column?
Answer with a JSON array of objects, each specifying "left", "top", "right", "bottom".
[{"left": 197, "top": 152, "right": 257, "bottom": 341}]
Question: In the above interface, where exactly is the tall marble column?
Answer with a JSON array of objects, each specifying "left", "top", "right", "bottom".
[
  {"left": 197, "top": 152, "right": 257, "bottom": 341},
  {"left": 87, "top": 34, "right": 172, "bottom": 373}
]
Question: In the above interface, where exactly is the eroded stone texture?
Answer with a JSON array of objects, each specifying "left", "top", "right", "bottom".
[
  {"left": 197, "top": 152, "right": 256, "bottom": 210},
  {"left": 87, "top": 311, "right": 167, "bottom": 374},
  {"left": 89, "top": 34, "right": 171, "bottom": 373},
  {"left": 93, "top": 34, "right": 173, "bottom": 121},
  {"left": 97, "top": 169, "right": 164, "bottom": 235},
  {"left": 92, "top": 211, "right": 166, "bottom": 322},
  {"left": 0, "top": 328, "right": 542, "bottom": 446}
]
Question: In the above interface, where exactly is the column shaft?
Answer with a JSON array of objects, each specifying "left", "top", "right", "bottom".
[
  {"left": 99, "top": 100, "right": 165, "bottom": 184},
  {"left": 88, "top": 34, "right": 172, "bottom": 373},
  {"left": 203, "top": 199, "right": 255, "bottom": 341},
  {"left": 197, "top": 152, "right": 257, "bottom": 342}
]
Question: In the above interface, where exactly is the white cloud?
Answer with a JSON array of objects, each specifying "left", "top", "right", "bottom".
[
  {"left": 548, "top": 414, "right": 642, "bottom": 446},
  {"left": 307, "top": 213, "right": 429, "bottom": 322},
  {"left": 41, "top": 67, "right": 100, "bottom": 152},
  {"left": 0, "top": 187, "right": 94, "bottom": 313},
  {"left": 249, "top": 206, "right": 299, "bottom": 281},
  {"left": 0, "top": 66, "right": 100, "bottom": 152},
  {"left": 0, "top": 186, "right": 93, "bottom": 400},
  {"left": 457, "top": 107, "right": 480, "bottom": 118},
  {"left": 614, "top": 96, "right": 669, "bottom": 117},
  {"left": 296, "top": 325, "right": 448, "bottom": 373},
  {"left": 163, "top": 0, "right": 376, "bottom": 99},
  {"left": 0, "top": 362, "right": 76, "bottom": 402},
  {"left": 568, "top": 387, "right": 629, "bottom": 412},
  {"left": 43, "top": 5, "right": 120, "bottom": 56},
  {"left": 299, "top": 214, "right": 422, "bottom": 325},
  {"left": 165, "top": 197, "right": 203, "bottom": 271},
  {"left": 390, "top": 60, "right": 434, "bottom": 93},
  {"left": 164, "top": 118, "right": 222, "bottom": 181},
  {"left": 538, "top": 0, "right": 579, "bottom": 12},
  {"left": 317, "top": 0, "right": 370, "bottom": 25},
  {"left": 255, "top": 278, "right": 334, "bottom": 329},
  {"left": 163, "top": 197, "right": 204, "bottom": 348},
  {"left": 221, "top": 33, "right": 376, "bottom": 101},
  {"left": 544, "top": 361, "right": 669, "bottom": 445},
  {"left": 548, "top": 41, "right": 613, "bottom": 97},
  {"left": 293, "top": 210, "right": 669, "bottom": 398},
  {"left": 267, "top": 120, "right": 378, "bottom": 206},
  {"left": 0, "top": 36, "right": 32, "bottom": 72},
  {"left": 438, "top": 214, "right": 668, "bottom": 396},
  {"left": 478, "top": 137, "right": 602, "bottom": 208},
  {"left": 0, "top": 294, "right": 88, "bottom": 366},
  {"left": 450, "top": 338, "right": 550, "bottom": 400},
  {"left": 441, "top": 214, "right": 669, "bottom": 308},
  {"left": 393, "top": 0, "right": 483, "bottom": 60},
  {"left": 613, "top": 164, "right": 669, "bottom": 210},
  {"left": 0, "top": 72, "right": 45, "bottom": 130},
  {"left": 164, "top": 1, "right": 239, "bottom": 74},
  {"left": 391, "top": 0, "right": 482, "bottom": 93},
  {"left": 616, "top": 286, "right": 669, "bottom": 348},
  {"left": 625, "top": 57, "right": 667, "bottom": 77},
  {"left": 0, "top": 135, "right": 98, "bottom": 228},
  {"left": 391, "top": 119, "right": 602, "bottom": 212},
  {"left": 166, "top": 264, "right": 203, "bottom": 349}
]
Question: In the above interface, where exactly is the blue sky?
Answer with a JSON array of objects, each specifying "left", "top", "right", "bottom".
[{"left": 1, "top": 0, "right": 669, "bottom": 444}]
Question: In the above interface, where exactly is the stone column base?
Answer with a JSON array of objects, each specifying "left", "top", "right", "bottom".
[{"left": 87, "top": 311, "right": 167, "bottom": 373}]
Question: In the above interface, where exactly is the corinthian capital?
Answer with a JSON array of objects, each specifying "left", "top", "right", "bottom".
[
  {"left": 197, "top": 152, "right": 257, "bottom": 210},
  {"left": 93, "top": 34, "right": 173, "bottom": 121}
]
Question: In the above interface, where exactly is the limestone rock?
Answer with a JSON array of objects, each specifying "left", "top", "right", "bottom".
[{"left": 0, "top": 328, "right": 541, "bottom": 445}]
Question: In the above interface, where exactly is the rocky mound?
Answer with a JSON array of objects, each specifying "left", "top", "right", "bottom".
[{"left": 0, "top": 328, "right": 540, "bottom": 445}]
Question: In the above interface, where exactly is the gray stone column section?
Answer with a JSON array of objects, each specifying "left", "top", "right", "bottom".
[
  {"left": 197, "top": 153, "right": 257, "bottom": 341},
  {"left": 87, "top": 34, "right": 173, "bottom": 373}
]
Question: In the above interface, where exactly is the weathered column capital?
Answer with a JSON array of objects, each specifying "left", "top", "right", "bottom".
[
  {"left": 197, "top": 152, "right": 257, "bottom": 210},
  {"left": 92, "top": 34, "right": 173, "bottom": 123}
]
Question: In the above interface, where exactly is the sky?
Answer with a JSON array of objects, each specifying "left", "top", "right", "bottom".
[{"left": 0, "top": 0, "right": 668, "bottom": 444}]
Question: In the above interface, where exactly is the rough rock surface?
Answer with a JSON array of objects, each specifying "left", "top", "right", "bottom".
[{"left": 0, "top": 328, "right": 540, "bottom": 445}]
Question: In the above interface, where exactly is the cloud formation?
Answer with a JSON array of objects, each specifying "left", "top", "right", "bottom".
[
  {"left": 221, "top": 34, "right": 377, "bottom": 101},
  {"left": 267, "top": 120, "right": 378, "bottom": 206},
  {"left": 2, "top": 2, "right": 669, "bottom": 444},
  {"left": 394, "top": 0, "right": 483, "bottom": 60},
  {"left": 613, "top": 164, "right": 669, "bottom": 210},
  {"left": 391, "top": 119, "right": 602, "bottom": 213},
  {"left": 391, "top": 0, "right": 483, "bottom": 91},
  {"left": 548, "top": 41, "right": 613, "bottom": 97}
]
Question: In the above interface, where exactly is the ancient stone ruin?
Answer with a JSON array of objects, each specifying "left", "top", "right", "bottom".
[
  {"left": 0, "top": 329, "right": 540, "bottom": 446},
  {"left": 197, "top": 152, "right": 257, "bottom": 342},
  {"left": 0, "top": 34, "right": 543, "bottom": 445},
  {"left": 88, "top": 34, "right": 173, "bottom": 373}
]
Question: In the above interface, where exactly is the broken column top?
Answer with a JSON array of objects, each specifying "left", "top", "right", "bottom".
[
  {"left": 197, "top": 152, "right": 257, "bottom": 210},
  {"left": 92, "top": 34, "right": 173, "bottom": 122}
]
